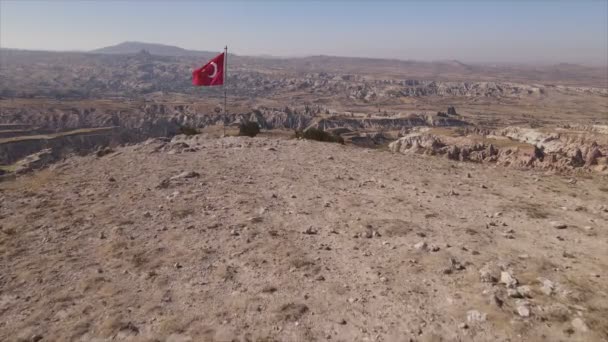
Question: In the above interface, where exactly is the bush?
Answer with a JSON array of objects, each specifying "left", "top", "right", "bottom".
[
  {"left": 299, "top": 128, "right": 344, "bottom": 144},
  {"left": 179, "top": 126, "right": 199, "bottom": 136},
  {"left": 239, "top": 121, "right": 260, "bottom": 137}
]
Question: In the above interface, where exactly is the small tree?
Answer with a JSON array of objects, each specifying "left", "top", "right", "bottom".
[
  {"left": 301, "top": 128, "right": 344, "bottom": 144},
  {"left": 239, "top": 121, "right": 260, "bottom": 137}
]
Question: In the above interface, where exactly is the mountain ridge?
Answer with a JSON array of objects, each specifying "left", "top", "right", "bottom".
[{"left": 90, "top": 41, "right": 219, "bottom": 57}]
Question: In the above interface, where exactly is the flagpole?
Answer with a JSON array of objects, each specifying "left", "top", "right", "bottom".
[{"left": 223, "top": 45, "right": 228, "bottom": 136}]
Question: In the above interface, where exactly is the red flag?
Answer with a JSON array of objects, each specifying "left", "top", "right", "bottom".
[{"left": 192, "top": 52, "right": 224, "bottom": 86}]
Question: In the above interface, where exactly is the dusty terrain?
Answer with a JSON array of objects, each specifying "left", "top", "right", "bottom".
[{"left": 1, "top": 135, "right": 607, "bottom": 341}]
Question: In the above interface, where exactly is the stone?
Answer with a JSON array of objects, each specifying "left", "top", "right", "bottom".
[
  {"left": 571, "top": 317, "right": 588, "bottom": 332},
  {"left": 500, "top": 271, "right": 518, "bottom": 288},
  {"left": 516, "top": 302, "right": 531, "bottom": 317},
  {"left": 479, "top": 266, "right": 497, "bottom": 283},
  {"left": 516, "top": 285, "right": 533, "bottom": 298},
  {"left": 550, "top": 221, "right": 568, "bottom": 229},
  {"left": 170, "top": 171, "right": 200, "bottom": 180},
  {"left": 303, "top": 227, "right": 318, "bottom": 235},
  {"left": 507, "top": 288, "right": 522, "bottom": 298},
  {"left": 248, "top": 216, "right": 263, "bottom": 223},
  {"left": 562, "top": 251, "right": 575, "bottom": 258},
  {"left": 491, "top": 293, "right": 504, "bottom": 308},
  {"left": 466, "top": 310, "right": 487, "bottom": 323}
]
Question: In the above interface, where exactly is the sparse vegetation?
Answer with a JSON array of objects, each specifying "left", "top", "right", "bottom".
[
  {"left": 239, "top": 121, "right": 260, "bottom": 137},
  {"left": 179, "top": 125, "right": 199, "bottom": 136}
]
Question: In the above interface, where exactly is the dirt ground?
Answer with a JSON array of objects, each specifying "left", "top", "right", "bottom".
[{"left": 1, "top": 135, "right": 607, "bottom": 341}]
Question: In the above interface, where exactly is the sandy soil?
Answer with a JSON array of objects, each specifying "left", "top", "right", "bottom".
[{"left": 1, "top": 135, "right": 607, "bottom": 341}]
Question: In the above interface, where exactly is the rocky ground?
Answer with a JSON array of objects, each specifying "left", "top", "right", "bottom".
[{"left": 1, "top": 135, "right": 607, "bottom": 341}]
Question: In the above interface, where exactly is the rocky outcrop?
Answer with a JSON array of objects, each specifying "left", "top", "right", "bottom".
[{"left": 389, "top": 130, "right": 608, "bottom": 173}]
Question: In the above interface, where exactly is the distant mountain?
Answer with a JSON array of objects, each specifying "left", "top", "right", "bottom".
[{"left": 91, "top": 41, "right": 218, "bottom": 57}]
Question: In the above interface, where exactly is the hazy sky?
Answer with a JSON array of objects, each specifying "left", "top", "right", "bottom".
[{"left": 1, "top": 0, "right": 607, "bottom": 65}]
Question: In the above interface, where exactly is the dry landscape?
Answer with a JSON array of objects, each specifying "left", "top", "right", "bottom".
[{"left": 0, "top": 42, "right": 607, "bottom": 341}]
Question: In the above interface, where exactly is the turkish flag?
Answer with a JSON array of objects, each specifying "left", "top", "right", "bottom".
[{"left": 192, "top": 52, "right": 224, "bottom": 86}]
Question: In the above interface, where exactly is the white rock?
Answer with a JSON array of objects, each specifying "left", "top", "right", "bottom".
[
  {"left": 466, "top": 310, "right": 487, "bottom": 323},
  {"left": 539, "top": 278, "right": 555, "bottom": 295},
  {"left": 516, "top": 302, "right": 531, "bottom": 317},
  {"left": 414, "top": 241, "right": 428, "bottom": 250},
  {"left": 571, "top": 317, "right": 589, "bottom": 332},
  {"left": 500, "top": 271, "right": 518, "bottom": 288}
]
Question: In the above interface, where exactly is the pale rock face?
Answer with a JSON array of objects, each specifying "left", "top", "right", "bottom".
[{"left": 388, "top": 126, "right": 608, "bottom": 173}]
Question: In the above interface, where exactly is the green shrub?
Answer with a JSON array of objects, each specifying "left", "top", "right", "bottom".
[
  {"left": 179, "top": 125, "right": 199, "bottom": 136},
  {"left": 299, "top": 128, "right": 344, "bottom": 144},
  {"left": 239, "top": 121, "right": 260, "bottom": 137}
]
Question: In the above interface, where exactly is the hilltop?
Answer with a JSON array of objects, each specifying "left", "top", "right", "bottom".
[{"left": 1, "top": 135, "right": 607, "bottom": 341}]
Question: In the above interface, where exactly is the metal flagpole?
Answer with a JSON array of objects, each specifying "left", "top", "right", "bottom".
[{"left": 223, "top": 46, "right": 228, "bottom": 136}]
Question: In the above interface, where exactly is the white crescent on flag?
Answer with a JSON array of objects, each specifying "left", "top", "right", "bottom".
[{"left": 208, "top": 62, "right": 218, "bottom": 78}]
